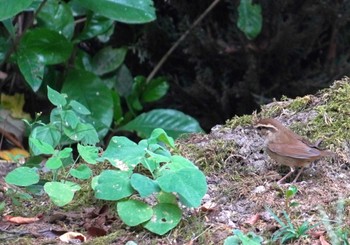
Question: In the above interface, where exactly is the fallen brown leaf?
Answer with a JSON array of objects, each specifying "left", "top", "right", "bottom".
[
  {"left": 319, "top": 235, "right": 330, "bottom": 245},
  {"left": 4, "top": 215, "right": 41, "bottom": 224},
  {"left": 244, "top": 213, "right": 261, "bottom": 226},
  {"left": 59, "top": 231, "right": 86, "bottom": 243}
]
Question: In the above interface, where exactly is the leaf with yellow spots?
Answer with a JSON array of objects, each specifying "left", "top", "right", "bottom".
[
  {"left": 0, "top": 148, "right": 29, "bottom": 161},
  {"left": 1, "top": 93, "right": 31, "bottom": 119}
]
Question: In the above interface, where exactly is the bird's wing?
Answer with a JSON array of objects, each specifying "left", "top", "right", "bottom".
[{"left": 268, "top": 142, "right": 321, "bottom": 159}]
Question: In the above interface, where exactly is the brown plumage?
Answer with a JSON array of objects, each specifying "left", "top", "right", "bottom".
[{"left": 254, "top": 118, "right": 333, "bottom": 184}]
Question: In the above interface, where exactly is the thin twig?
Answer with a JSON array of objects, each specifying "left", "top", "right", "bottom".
[{"left": 146, "top": 0, "right": 222, "bottom": 83}]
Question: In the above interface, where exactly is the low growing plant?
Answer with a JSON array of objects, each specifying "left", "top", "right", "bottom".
[
  {"left": 224, "top": 229, "right": 263, "bottom": 245},
  {"left": 4, "top": 87, "right": 208, "bottom": 235}
]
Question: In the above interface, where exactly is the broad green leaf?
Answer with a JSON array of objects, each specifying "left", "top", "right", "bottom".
[
  {"left": 74, "top": 49, "right": 93, "bottom": 71},
  {"left": 158, "top": 155, "right": 197, "bottom": 176},
  {"left": 45, "top": 156, "right": 62, "bottom": 170},
  {"left": 29, "top": 125, "right": 61, "bottom": 155},
  {"left": 29, "top": 137, "right": 55, "bottom": 155},
  {"left": 63, "top": 122, "right": 99, "bottom": 145},
  {"left": 57, "top": 147, "right": 73, "bottom": 159},
  {"left": 5, "top": 167, "right": 39, "bottom": 186},
  {"left": 94, "top": 170, "right": 134, "bottom": 201},
  {"left": 92, "top": 46, "right": 127, "bottom": 75},
  {"left": 47, "top": 86, "right": 67, "bottom": 107},
  {"left": 18, "top": 28, "right": 73, "bottom": 65},
  {"left": 115, "top": 65, "right": 133, "bottom": 97},
  {"left": 119, "top": 109, "right": 204, "bottom": 139},
  {"left": 62, "top": 69, "right": 113, "bottom": 138},
  {"left": 69, "top": 164, "right": 92, "bottom": 179},
  {"left": 117, "top": 199, "right": 153, "bottom": 226},
  {"left": 112, "top": 91, "right": 123, "bottom": 125},
  {"left": 101, "top": 136, "right": 145, "bottom": 170},
  {"left": 237, "top": 0, "right": 262, "bottom": 40},
  {"left": 44, "top": 182, "right": 74, "bottom": 206},
  {"left": 37, "top": 0, "right": 74, "bottom": 39},
  {"left": 77, "top": 13, "right": 114, "bottom": 41},
  {"left": 147, "top": 128, "right": 174, "bottom": 148},
  {"left": 69, "top": 100, "right": 91, "bottom": 115},
  {"left": 75, "top": 0, "right": 156, "bottom": 24},
  {"left": 77, "top": 143, "right": 99, "bottom": 164},
  {"left": 60, "top": 110, "right": 80, "bottom": 129},
  {"left": 157, "top": 168, "right": 207, "bottom": 208},
  {"left": 143, "top": 203, "right": 182, "bottom": 235},
  {"left": 130, "top": 173, "right": 160, "bottom": 198},
  {"left": 17, "top": 53, "right": 44, "bottom": 92},
  {"left": 141, "top": 77, "right": 169, "bottom": 103},
  {"left": 156, "top": 192, "right": 177, "bottom": 204},
  {"left": 0, "top": 0, "right": 33, "bottom": 21},
  {"left": 63, "top": 180, "right": 81, "bottom": 192}
]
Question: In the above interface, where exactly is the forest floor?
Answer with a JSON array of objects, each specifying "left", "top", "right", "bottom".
[{"left": 1, "top": 78, "right": 350, "bottom": 244}]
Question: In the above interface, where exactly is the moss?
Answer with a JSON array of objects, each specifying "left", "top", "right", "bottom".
[
  {"left": 225, "top": 114, "right": 253, "bottom": 128},
  {"left": 287, "top": 95, "right": 312, "bottom": 111}
]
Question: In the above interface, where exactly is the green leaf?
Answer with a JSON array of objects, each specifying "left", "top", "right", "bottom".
[
  {"left": 29, "top": 125, "right": 61, "bottom": 155},
  {"left": 159, "top": 155, "right": 197, "bottom": 175},
  {"left": 130, "top": 173, "right": 160, "bottom": 198},
  {"left": 36, "top": 0, "right": 74, "bottom": 39},
  {"left": 77, "top": 13, "right": 114, "bottom": 41},
  {"left": 63, "top": 122, "right": 99, "bottom": 145},
  {"left": 47, "top": 86, "right": 67, "bottom": 107},
  {"left": 141, "top": 77, "right": 169, "bottom": 103},
  {"left": 5, "top": 167, "right": 39, "bottom": 186},
  {"left": 157, "top": 168, "right": 207, "bottom": 208},
  {"left": 112, "top": 91, "right": 123, "bottom": 125},
  {"left": 143, "top": 203, "right": 182, "bottom": 235},
  {"left": 18, "top": 28, "right": 73, "bottom": 65},
  {"left": 69, "top": 100, "right": 91, "bottom": 115},
  {"left": 57, "top": 147, "right": 73, "bottom": 159},
  {"left": 156, "top": 192, "right": 177, "bottom": 204},
  {"left": 117, "top": 199, "right": 153, "bottom": 226},
  {"left": 0, "top": 0, "right": 33, "bottom": 21},
  {"left": 101, "top": 136, "right": 145, "bottom": 170},
  {"left": 29, "top": 137, "right": 55, "bottom": 155},
  {"left": 286, "top": 185, "right": 298, "bottom": 198},
  {"left": 60, "top": 110, "right": 80, "bottom": 129},
  {"left": 120, "top": 109, "right": 204, "bottom": 139},
  {"left": 92, "top": 46, "right": 127, "bottom": 75},
  {"left": 237, "top": 0, "right": 262, "bottom": 40},
  {"left": 69, "top": 164, "right": 92, "bottom": 179},
  {"left": 77, "top": 143, "right": 99, "bottom": 164},
  {"left": 147, "top": 128, "right": 175, "bottom": 148},
  {"left": 17, "top": 53, "right": 44, "bottom": 92},
  {"left": 94, "top": 170, "right": 134, "bottom": 201},
  {"left": 115, "top": 64, "right": 133, "bottom": 97},
  {"left": 45, "top": 156, "right": 62, "bottom": 170},
  {"left": 75, "top": 0, "right": 156, "bottom": 24},
  {"left": 62, "top": 69, "right": 113, "bottom": 138},
  {"left": 44, "top": 182, "right": 74, "bottom": 206}
]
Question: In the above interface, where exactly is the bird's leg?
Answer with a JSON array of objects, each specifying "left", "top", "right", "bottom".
[
  {"left": 292, "top": 166, "right": 305, "bottom": 183},
  {"left": 277, "top": 167, "right": 295, "bottom": 184}
]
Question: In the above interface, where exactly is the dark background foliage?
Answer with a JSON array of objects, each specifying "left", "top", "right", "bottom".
[{"left": 128, "top": 0, "right": 350, "bottom": 130}]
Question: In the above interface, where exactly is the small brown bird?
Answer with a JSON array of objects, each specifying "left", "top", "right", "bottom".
[{"left": 254, "top": 118, "right": 333, "bottom": 184}]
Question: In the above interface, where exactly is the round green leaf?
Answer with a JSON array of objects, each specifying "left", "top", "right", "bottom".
[
  {"left": 62, "top": 69, "right": 113, "bottom": 138},
  {"left": 63, "top": 122, "right": 99, "bottom": 145},
  {"left": 75, "top": 0, "right": 156, "bottom": 24},
  {"left": 157, "top": 168, "right": 207, "bottom": 208},
  {"left": 77, "top": 143, "right": 99, "bottom": 164},
  {"left": 29, "top": 137, "right": 55, "bottom": 155},
  {"left": 117, "top": 199, "right": 153, "bottom": 226},
  {"left": 92, "top": 46, "right": 127, "bottom": 75},
  {"left": 130, "top": 173, "right": 160, "bottom": 198},
  {"left": 29, "top": 125, "right": 61, "bottom": 155},
  {"left": 17, "top": 52, "right": 44, "bottom": 92},
  {"left": 69, "top": 164, "right": 92, "bottom": 179},
  {"left": 45, "top": 156, "right": 62, "bottom": 170},
  {"left": 141, "top": 77, "right": 169, "bottom": 103},
  {"left": 119, "top": 109, "right": 204, "bottom": 139},
  {"left": 37, "top": 0, "right": 74, "bottom": 39},
  {"left": 143, "top": 203, "right": 182, "bottom": 235},
  {"left": 18, "top": 28, "right": 73, "bottom": 65},
  {"left": 69, "top": 100, "right": 91, "bottom": 115},
  {"left": 5, "top": 167, "right": 39, "bottom": 186},
  {"left": 0, "top": 0, "right": 33, "bottom": 21},
  {"left": 44, "top": 182, "right": 74, "bottom": 206},
  {"left": 94, "top": 170, "right": 134, "bottom": 201}
]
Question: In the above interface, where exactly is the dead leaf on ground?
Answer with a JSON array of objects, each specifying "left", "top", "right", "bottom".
[
  {"left": 200, "top": 201, "right": 218, "bottom": 212},
  {"left": 244, "top": 213, "right": 261, "bottom": 226},
  {"left": 319, "top": 235, "right": 330, "bottom": 245},
  {"left": 59, "top": 231, "right": 86, "bottom": 243},
  {"left": 4, "top": 214, "right": 42, "bottom": 224}
]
